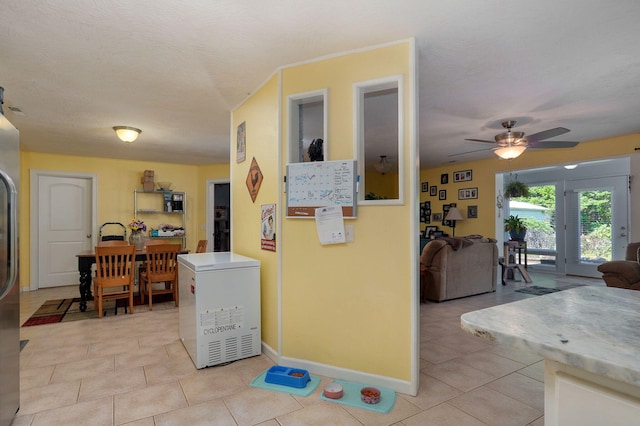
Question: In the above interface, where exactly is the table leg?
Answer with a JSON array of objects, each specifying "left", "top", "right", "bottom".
[{"left": 78, "top": 259, "right": 93, "bottom": 312}]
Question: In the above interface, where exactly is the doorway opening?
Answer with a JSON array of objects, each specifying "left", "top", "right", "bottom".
[
  {"left": 206, "top": 179, "right": 231, "bottom": 252},
  {"left": 499, "top": 158, "right": 629, "bottom": 278}
]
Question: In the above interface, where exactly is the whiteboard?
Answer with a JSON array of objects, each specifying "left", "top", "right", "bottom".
[{"left": 286, "top": 160, "right": 357, "bottom": 218}]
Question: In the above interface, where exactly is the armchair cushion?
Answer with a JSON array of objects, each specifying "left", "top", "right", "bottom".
[{"left": 597, "top": 242, "right": 640, "bottom": 291}]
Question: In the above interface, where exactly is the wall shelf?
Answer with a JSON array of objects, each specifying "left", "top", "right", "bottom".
[{"left": 134, "top": 189, "right": 186, "bottom": 247}]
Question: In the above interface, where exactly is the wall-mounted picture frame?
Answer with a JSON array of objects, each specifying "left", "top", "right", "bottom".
[
  {"left": 458, "top": 187, "right": 478, "bottom": 200},
  {"left": 424, "top": 225, "right": 437, "bottom": 238},
  {"left": 453, "top": 169, "right": 472, "bottom": 182},
  {"left": 439, "top": 189, "right": 447, "bottom": 200},
  {"left": 433, "top": 212, "right": 442, "bottom": 222},
  {"left": 440, "top": 173, "right": 449, "bottom": 184},
  {"left": 421, "top": 182, "right": 429, "bottom": 192},
  {"left": 419, "top": 202, "right": 431, "bottom": 223},
  {"left": 236, "top": 121, "right": 246, "bottom": 163},
  {"left": 468, "top": 205, "right": 478, "bottom": 219},
  {"left": 430, "top": 185, "right": 437, "bottom": 196}
]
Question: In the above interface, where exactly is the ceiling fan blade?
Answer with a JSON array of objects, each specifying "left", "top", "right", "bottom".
[
  {"left": 448, "top": 147, "right": 494, "bottom": 157},
  {"left": 464, "top": 138, "right": 496, "bottom": 144},
  {"left": 525, "top": 127, "right": 570, "bottom": 143},
  {"left": 528, "top": 141, "right": 579, "bottom": 149}
]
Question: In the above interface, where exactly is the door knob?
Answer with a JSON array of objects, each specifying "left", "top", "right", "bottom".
[{"left": 86, "top": 234, "right": 92, "bottom": 238}]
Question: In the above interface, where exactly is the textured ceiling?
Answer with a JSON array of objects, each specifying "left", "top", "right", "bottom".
[{"left": 1, "top": 0, "right": 640, "bottom": 167}]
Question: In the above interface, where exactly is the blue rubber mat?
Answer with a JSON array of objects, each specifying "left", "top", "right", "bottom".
[
  {"left": 320, "top": 379, "right": 396, "bottom": 413},
  {"left": 250, "top": 369, "right": 321, "bottom": 397}
]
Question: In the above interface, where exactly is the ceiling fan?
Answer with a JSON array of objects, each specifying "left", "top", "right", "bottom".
[{"left": 462, "top": 120, "right": 579, "bottom": 159}]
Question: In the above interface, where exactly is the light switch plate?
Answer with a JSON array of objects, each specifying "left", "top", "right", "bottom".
[{"left": 345, "top": 225, "right": 354, "bottom": 242}]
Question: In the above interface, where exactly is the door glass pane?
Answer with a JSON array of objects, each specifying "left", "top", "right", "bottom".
[
  {"left": 576, "top": 189, "right": 612, "bottom": 263},
  {"left": 0, "top": 180, "right": 7, "bottom": 286},
  {"left": 508, "top": 184, "right": 557, "bottom": 267}
]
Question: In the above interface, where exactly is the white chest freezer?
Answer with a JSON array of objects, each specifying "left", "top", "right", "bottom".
[{"left": 178, "top": 252, "right": 261, "bottom": 368}]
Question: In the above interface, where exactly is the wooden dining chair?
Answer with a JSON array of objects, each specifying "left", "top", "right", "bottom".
[
  {"left": 196, "top": 239, "right": 208, "bottom": 253},
  {"left": 135, "top": 239, "right": 168, "bottom": 295},
  {"left": 139, "top": 243, "right": 181, "bottom": 310},
  {"left": 97, "top": 240, "right": 130, "bottom": 247},
  {"left": 94, "top": 244, "right": 136, "bottom": 318}
]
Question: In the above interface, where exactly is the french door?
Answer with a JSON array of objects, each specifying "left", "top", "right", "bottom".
[{"left": 565, "top": 176, "right": 628, "bottom": 277}]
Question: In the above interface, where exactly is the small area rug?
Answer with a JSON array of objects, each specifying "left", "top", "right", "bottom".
[
  {"left": 250, "top": 369, "right": 321, "bottom": 397},
  {"left": 320, "top": 379, "right": 396, "bottom": 414},
  {"left": 22, "top": 294, "right": 174, "bottom": 327},
  {"left": 515, "top": 285, "right": 567, "bottom": 296}
]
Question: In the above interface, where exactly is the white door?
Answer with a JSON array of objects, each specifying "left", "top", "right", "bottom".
[
  {"left": 38, "top": 175, "right": 93, "bottom": 288},
  {"left": 565, "top": 176, "right": 628, "bottom": 277}
]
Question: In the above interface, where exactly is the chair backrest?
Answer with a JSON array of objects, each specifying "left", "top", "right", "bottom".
[
  {"left": 196, "top": 239, "right": 208, "bottom": 253},
  {"left": 144, "top": 239, "right": 167, "bottom": 247},
  {"left": 145, "top": 243, "right": 181, "bottom": 281},
  {"left": 97, "top": 240, "right": 130, "bottom": 247},
  {"left": 95, "top": 245, "right": 136, "bottom": 287},
  {"left": 626, "top": 242, "right": 640, "bottom": 261}
]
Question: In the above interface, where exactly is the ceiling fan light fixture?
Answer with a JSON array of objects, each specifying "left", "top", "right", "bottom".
[
  {"left": 113, "top": 126, "right": 142, "bottom": 143},
  {"left": 373, "top": 155, "right": 392, "bottom": 174},
  {"left": 495, "top": 131, "right": 524, "bottom": 144},
  {"left": 495, "top": 145, "right": 526, "bottom": 160}
]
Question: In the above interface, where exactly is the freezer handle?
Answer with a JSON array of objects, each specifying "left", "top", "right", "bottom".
[{"left": 0, "top": 169, "right": 17, "bottom": 300}]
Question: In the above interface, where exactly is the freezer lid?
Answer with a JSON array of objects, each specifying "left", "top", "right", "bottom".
[{"left": 177, "top": 252, "right": 260, "bottom": 271}]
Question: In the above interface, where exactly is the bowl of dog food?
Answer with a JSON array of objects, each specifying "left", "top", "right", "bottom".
[{"left": 360, "top": 387, "right": 381, "bottom": 404}]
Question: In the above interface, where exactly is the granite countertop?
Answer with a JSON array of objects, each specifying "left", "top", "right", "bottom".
[{"left": 461, "top": 286, "right": 640, "bottom": 387}]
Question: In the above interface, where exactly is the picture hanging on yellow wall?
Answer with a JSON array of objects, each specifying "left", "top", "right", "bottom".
[
  {"left": 246, "top": 157, "right": 263, "bottom": 203},
  {"left": 261, "top": 204, "right": 276, "bottom": 252},
  {"left": 237, "top": 121, "right": 246, "bottom": 163}
]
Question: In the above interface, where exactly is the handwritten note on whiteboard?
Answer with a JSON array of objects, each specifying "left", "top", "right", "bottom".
[{"left": 286, "top": 160, "right": 357, "bottom": 218}]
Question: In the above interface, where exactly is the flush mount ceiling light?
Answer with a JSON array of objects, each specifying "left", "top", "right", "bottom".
[
  {"left": 564, "top": 164, "right": 578, "bottom": 170},
  {"left": 113, "top": 126, "right": 142, "bottom": 143},
  {"left": 373, "top": 155, "right": 392, "bottom": 174}
]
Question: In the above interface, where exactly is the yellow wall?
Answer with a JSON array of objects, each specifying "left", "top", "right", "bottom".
[
  {"left": 231, "top": 74, "right": 280, "bottom": 351},
  {"left": 19, "top": 151, "right": 228, "bottom": 288},
  {"left": 278, "top": 42, "right": 414, "bottom": 380},
  {"left": 420, "top": 133, "right": 640, "bottom": 238},
  {"left": 365, "top": 171, "right": 400, "bottom": 199}
]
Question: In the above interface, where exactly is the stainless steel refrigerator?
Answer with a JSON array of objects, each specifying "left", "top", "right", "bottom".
[{"left": 0, "top": 89, "right": 20, "bottom": 426}]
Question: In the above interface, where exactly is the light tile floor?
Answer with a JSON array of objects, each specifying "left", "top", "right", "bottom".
[{"left": 15, "top": 272, "right": 603, "bottom": 425}]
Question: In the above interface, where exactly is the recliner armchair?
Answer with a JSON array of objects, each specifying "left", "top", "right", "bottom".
[
  {"left": 420, "top": 235, "right": 498, "bottom": 302},
  {"left": 597, "top": 242, "right": 640, "bottom": 291}
]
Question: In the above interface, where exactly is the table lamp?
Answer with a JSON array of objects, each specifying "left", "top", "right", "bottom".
[{"left": 445, "top": 206, "right": 464, "bottom": 236}]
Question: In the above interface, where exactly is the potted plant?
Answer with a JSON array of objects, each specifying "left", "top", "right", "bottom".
[
  {"left": 504, "top": 180, "right": 530, "bottom": 198},
  {"left": 504, "top": 215, "right": 527, "bottom": 241}
]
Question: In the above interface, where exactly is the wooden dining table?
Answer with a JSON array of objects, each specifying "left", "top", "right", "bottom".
[{"left": 76, "top": 247, "right": 188, "bottom": 312}]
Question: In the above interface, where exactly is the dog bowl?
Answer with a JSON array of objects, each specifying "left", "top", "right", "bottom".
[
  {"left": 323, "top": 383, "right": 343, "bottom": 399},
  {"left": 360, "top": 387, "right": 381, "bottom": 404}
]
